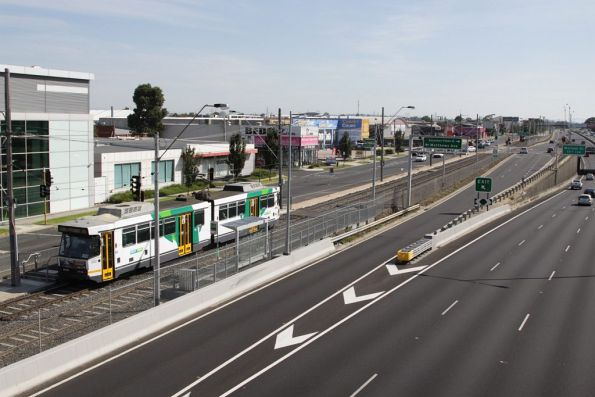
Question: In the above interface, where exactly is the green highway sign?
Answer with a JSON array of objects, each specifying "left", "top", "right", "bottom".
[
  {"left": 423, "top": 137, "right": 462, "bottom": 150},
  {"left": 475, "top": 177, "right": 492, "bottom": 193},
  {"left": 562, "top": 144, "right": 586, "bottom": 156}
]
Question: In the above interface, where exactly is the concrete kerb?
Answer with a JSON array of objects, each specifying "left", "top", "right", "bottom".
[{"left": 0, "top": 239, "right": 335, "bottom": 397}]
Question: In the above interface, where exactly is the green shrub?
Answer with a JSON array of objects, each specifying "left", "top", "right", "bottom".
[
  {"left": 107, "top": 191, "right": 134, "bottom": 204},
  {"left": 385, "top": 149, "right": 394, "bottom": 155},
  {"left": 251, "top": 168, "right": 274, "bottom": 179},
  {"left": 376, "top": 149, "right": 383, "bottom": 156}
]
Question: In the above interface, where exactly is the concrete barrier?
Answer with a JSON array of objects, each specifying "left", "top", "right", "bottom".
[
  {"left": 432, "top": 205, "right": 512, "bottom": 249},
  {"left": 0, "top": 239, "right": 335, "bottom": 397}
]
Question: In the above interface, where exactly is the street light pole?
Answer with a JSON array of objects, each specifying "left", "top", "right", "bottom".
[
  {"left": 278, "top": 108, "right": 283, "bottom": 209},
  {"left": 153, "top": 103, "right": 227, "bottom": 306}
]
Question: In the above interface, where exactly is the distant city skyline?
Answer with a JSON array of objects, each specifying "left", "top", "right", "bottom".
[{"left": 1, "top": 0, "right": 593, "bottom": 122}]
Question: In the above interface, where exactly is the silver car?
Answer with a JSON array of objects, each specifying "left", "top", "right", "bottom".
[{"left": 578, "top": 194, "right": 593, "bottom": 206}]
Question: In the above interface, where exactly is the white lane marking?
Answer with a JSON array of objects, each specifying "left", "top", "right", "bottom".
[
  {"left": 274, "top": 325, "right": 317, "bottom": 350},
  {"left": 577, "top": 228, "right": 581, "bottom": 234},
  {"left": 386, "top": 264, "right": 427, "bottom": 276},
  {"left": 586, "top": 216, "right": 589, "bottom": 221},
  {"left": 350, "top": 373, "right": 378, "bottom": 397},
  {"left": 490, "top": 262, "right": 501, "bottom": 272},
  {"left": 537, "top": 224, "right": 543, "bottom": 230},
  {"left": 552, "top": 213, "right": 557, "bottom": 218},
  {"left": 343, "top": 286, "right": 384, "bottom": 305},
  {"left": 441, "top": 300, "right": 459, "bottom": 316},
  {"left": 562, "top": 206, "right": 566, "bottom": 209},
  {"left": 565, "top": 245, "right": 571, "bottom": 252},
  {"left": 212, "top": 191, "right": 569, "bottom": 397},
  {"left": 518, "top": 314, "right": 531, "bottom": 332},
  {"left": 518, "top": 240, "right": 526, "bottom": 246},
  {"left": 181, "top": 393, "right": 191, "bottom": 397},
  {"left": 549, "top": 271, "right": 556, "bottom": 281}
]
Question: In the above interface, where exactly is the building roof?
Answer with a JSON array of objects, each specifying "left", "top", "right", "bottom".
[{"left": 0, "top": 64, "right": 94, "bottom": 81}]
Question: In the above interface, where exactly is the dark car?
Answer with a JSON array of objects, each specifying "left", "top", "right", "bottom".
[
  {"left": 584, "top": 188, "right": 595, "bottom": 198},
  {"left": 546, "top": 147, "right": 554, "bottom": 153}
]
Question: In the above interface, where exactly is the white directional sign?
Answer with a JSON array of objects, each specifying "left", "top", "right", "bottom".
[
  {"left": 342, "top": 286, "right": 383, "bottom": 305},
  {"left": 386, "top": 264, "right": 428, "bottom": 276},
  {"left": 274, "top": 324, "right": 317, "bottom": 350}
]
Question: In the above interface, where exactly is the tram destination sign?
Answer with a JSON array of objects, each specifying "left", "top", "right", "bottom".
[
  {"left": 562, "top": 144, "right": 586, "bottom": 156},
  {"left": 475, "top": 177, "right": 492, "bottom": 193},
  {"left": 423, "top": 137, "right": 462, "bottom": 150}
]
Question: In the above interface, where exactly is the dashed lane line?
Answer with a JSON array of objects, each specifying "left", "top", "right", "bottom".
[
  {"left": 518, "top": 314, "right": 531, "bottom": 332},
  {"left": 441, "top": 300, "right": 459, "bottom": 316}
]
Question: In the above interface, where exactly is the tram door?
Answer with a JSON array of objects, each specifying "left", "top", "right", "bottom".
[
  {"left": 101, "top": 231, "right": 115, "bottom": 281},
  {"left": 249, "top": 198, "right": 259, "bottom": 217},
  {"left": 178, "top": 213, "right": 192, "bottom": 256}
]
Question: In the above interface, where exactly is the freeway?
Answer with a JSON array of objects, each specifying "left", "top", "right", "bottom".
[
  {"left": 31, "top": 141, "right": 556, "bottom": 396},
  {"left": 231, "top": 183, "right": 595, "bottom": 397}
]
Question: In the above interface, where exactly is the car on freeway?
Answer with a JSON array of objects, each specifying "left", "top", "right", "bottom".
[
  {"left": 325, "top": 157, "right": 337, "bottom": 166},
  {"left": 586, "top": 173, "right": 594, "bottom": 181},
  {"left": 583, "top": 188, "right": 595, "bottom": 198},
  {"left": 466, "top": 146, "right": 477, "bottom": 153},
  {"left": 520, "top": 147, "right": 528, "bottom": 154},
  {"left": 547, "top": 147, "right": 554, "bottom": 153},
  {"left": 578, "top": 194, "right": 593, "bottom": 206},
  {"left": 549, "top": 140, "right": 555, "bottom": 144},
  {"left": 571, "top": 179, "right": 583, "bottom": 190},
  {"left": 432, "top": 153, "right": 444, "bottom": 158},
  {"left": 414, "top": 154, "right": 427, "bottom": 162}
]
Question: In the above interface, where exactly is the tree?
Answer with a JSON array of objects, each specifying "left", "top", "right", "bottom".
[
  {"left": 338, "top": 132, "right": 352, "bottom": 163},
  {"left": 262, "top": 128, "right": 279, "bottom": 178},
  {"left": 585, "top": 117, "right": 595, "bottom": 132},
  {"left": 421, "top": 115, "right": 432, "bottom": 123},
  {"left": 181, "top": 146, "right": 200, "bottom": 195},
  {"left": 227, "top": 133, "right": 246, "bottom": 180},
  {"left": 454, "top": 115, "right": 463, "bottom": 123},
  {"left": 127, "top": 83, "right": 168, "bottom": 136}
]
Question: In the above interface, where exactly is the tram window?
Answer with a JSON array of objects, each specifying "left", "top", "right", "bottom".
[
  {"left": 260, "top": 196, "right": 267, "bottom": 209},
  {"left": 229, "top": 202, "right": 237, "bottom": 218},
  {"left": 219, "top": 204, "right": 228, "bottom": 220},
  {"left": 137, "top": 223, "right": 151, "bottom": 242},
  {"left": 194, "top": 210, "right": 204, "bottom": 227},
  {"left": 122, "top": 227, "right": 136, "bottom": 247},
  {"left": 238, "top": 201, "right": 245, "bottom": 215},
  {"left": 268, "top": 194, "right": 275, "bottom": 208},
  {"left": 160, "top": 218, "right": 176, "bottom": 236}
]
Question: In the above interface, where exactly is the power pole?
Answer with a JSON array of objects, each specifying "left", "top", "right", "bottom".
[
  {"left": 372, "top": 124, "right": 377, "bottom": 201},
  {"left": 153, "top": 132, "right": 160, "bottom": 306},
  {"left": 380, "top": 106, "right": 385, "bottom": 182},
  {"left": 5, "top": 68, "right": 20, "bottom": 286},
  {"left": 277, "top": 108, "right": 283, "bottom": 209},
  {"left": 284, "top": 111, "right": 293, "bottom": 255}
]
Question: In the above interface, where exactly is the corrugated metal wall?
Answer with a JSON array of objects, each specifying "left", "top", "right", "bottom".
[{"left": 0, "top": 73, "right": 89, "bottom": 114}]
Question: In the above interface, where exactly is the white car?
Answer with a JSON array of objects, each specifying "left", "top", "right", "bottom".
[
  {"left": 520, "top": 147, "right": 528, "bottom": 154},
  {"left": 466, "top": 146, "right": 477, "bottom": 153},
  {"left": 571, "top": 179, "right": 583, "bottom": 190},
  {"left": 414, "top": 154, "right": 427, "bottom": 162},
  {"left": 432, "top": 153, "right": 444, "bottom": 158},
  {"left": 578, "top": 194, "right": 593, "bottom": 206}
]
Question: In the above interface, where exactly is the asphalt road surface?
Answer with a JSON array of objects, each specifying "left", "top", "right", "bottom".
[{"left": 31, "top": 142, "right": 560, "bottom": 397}]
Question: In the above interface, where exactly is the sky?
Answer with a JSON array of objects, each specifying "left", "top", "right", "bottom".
[{"left": 1, "top": 0, "right": 594, "bottom": 122}]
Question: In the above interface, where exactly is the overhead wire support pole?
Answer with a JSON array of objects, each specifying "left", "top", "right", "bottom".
[
  {"left": 407, "top": 133, "right": 413, "bottom": 208},
  {"left": 5, "top": 68, "right": 20, "bottom": 286},
  {"left": 284, "top": 111, "right": 293, "bottom": 255},
  {"left": 153, "top": 132, "right": 160, "bottom": 306},
  {"left": 278, "top": 108, "right": 283, "bottom": 209},
  {"left": 380, "top": 106, "right": 384, "bottom": 182},
  {"left": 372, "top": 123, "right": 377, "bottom": 201}
]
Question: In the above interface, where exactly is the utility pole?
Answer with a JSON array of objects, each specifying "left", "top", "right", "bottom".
[
  {"left": 372, "top": 124, "right": 377, "bottom": 201},
  {"left": 407, "top": 133, "right": 413, "bottom": 207},
  {"left": 284, "top": 111, "right": 293, "bottom": 255},
  {"left": 153, "top": 132, "right": 160, "bottom": 306},
  {"left": 5, "top": 68, "right": 20, "bottom": 286},
  {"left": 277, "top": 108, "right": 283, "bottom": 209},
  {"left": 380, "top": 107, "right": 385, "bottom": 182},
  {"left": 476, "top": 114, "right": 479, "bottom": 168}
]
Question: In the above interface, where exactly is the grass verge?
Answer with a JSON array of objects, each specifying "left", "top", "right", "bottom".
[{"left": 35, "top": 210, "right": 98, "bottom": 225}]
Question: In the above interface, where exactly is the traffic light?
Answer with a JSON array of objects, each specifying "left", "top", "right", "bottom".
[
  {"left": 39, "top": 184, "right": 49, "bottom": 198},
  {"left": 44, "top": 169, "right": 53, "bottom": 187},
  {"left": 130, "top": 175, "right": 141, "bottom": 201}
]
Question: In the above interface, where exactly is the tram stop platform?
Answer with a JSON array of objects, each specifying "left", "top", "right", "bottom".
[{"left": 0, "top": 278, "right": 53, "bottom": 303}]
